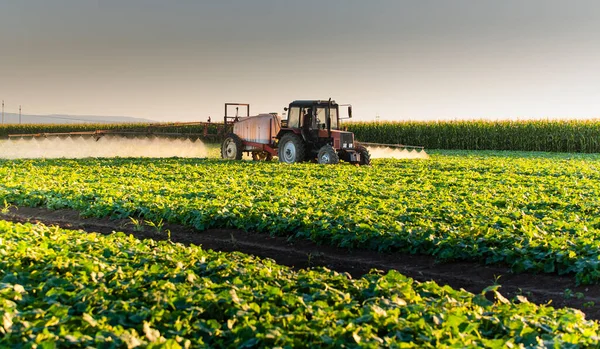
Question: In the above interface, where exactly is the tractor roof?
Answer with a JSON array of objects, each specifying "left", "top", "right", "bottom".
[{"left": 289, "top": 100, "right": 338, "bottom": 108}]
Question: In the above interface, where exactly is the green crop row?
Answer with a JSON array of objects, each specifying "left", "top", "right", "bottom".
[
  {"left": 1, "top": 152, "right": 600, "bottom": 284},
  {"left": 0, "top": 123, "right": 223, "bottom": 141},
  {"left": 0, "top": 220, "right": 597, "bottom": 348},
  {"left": 346, "top": 119, "right": 600, "bottom": 153},
  {"left": 0, "top": 123, "right": 144, "bottom": 138}
]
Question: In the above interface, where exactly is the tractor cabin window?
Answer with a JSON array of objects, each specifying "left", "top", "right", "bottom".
[
  {"left": 287, "top": 107, "right": 300, "bottom": 128},
  {"left": 315, "top": 107, "right": 338, "bottom": 130}
]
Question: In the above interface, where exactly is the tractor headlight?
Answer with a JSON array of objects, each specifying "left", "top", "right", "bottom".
[{"left": 349, "top": 143, "right": 353, "bottom": 149}]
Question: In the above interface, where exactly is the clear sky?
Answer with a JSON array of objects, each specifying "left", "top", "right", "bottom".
[{"left": 1, "top": 0, "right": 599, "bottom": 122}]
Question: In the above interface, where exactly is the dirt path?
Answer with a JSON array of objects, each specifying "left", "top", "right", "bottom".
[{"left": 2, "top": 206, "right": 600, "bottom": 320}]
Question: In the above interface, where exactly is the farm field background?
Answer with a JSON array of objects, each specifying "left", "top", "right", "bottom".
[
  {"left": 1, "top": 220, "right": 597, "bottom": 347},
  {"left": 348, "top": 119, "right": 600, "bottom": 153},
  {"left": 3, "top": 118, "right": 600, "bottom": 152},
  {"left": 1, "top": 149, "right": 599, "bottom": 284}
]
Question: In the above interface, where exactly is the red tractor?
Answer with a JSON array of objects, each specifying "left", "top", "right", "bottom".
[{"left": 221, "top": 99, "right": 371, "bottom": 165}]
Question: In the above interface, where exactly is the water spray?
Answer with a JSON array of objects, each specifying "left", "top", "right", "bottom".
[
  {"left": 359, "top": 142, "right": 429, "bottom": 160},
  {"left": 0, "top": 135, "right": 207, "bottom": 159},
  {"left": 366, "top": 146, "right": 429, "bottom": 160}
]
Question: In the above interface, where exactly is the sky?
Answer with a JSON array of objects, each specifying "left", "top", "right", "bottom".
[{"left": 1, "top": 0, "right": 600, "bottom": 122}]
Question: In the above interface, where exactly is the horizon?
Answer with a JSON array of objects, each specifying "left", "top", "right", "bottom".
[
  {"left": 1, "top": 1, "right": 599, "bottom": 122},
  {"left": 3, "top": 110, "right": 600, "bottom": 125}
]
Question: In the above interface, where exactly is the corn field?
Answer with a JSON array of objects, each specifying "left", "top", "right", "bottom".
[
  {"left": 347, "top": 119, "right": 600, "bottom": 153},
  {"left": 2, "top": 119, "right": 600, "bottom": 152},
  {"left": 0, "top": 123, "right": 145, "bottom": 138},
  {"left": 0, "top": 123, "right": 223, "bottom": 141}
]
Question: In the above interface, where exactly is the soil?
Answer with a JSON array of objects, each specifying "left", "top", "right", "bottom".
[{"left": 2, "top": 206, "right": 600, "bottom": 320}]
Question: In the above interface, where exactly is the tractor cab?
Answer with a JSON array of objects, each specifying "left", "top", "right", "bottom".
[{"left": 284, "top": 100, "right": 340, "bottom": 131}]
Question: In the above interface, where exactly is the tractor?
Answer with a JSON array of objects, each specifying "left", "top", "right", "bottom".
[
  {"left": 4, "top": 99, "right": 423, "bottom": 163},
  {"left": 221, "top": 99, "right": 371, "bottom": 165}
]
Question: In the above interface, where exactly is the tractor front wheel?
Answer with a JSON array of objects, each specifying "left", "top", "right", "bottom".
[
  {"left": 317, "top": 145, "right": 340, "bottom": 165},
  {"left": 221, "top": 133, "right": 243, "bottom": 160},
  {"left": 356, "top": 144, "right": 371, "bottom": 166},
  {"left": 278, "top": 133, "right": 306, "bottom": 164}
]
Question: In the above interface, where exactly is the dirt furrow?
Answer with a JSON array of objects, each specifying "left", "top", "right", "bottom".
[{"left": 2, "top": 206, "right": 599, "bottom": 320}]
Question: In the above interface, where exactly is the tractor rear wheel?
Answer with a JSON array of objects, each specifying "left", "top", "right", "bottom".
[
  {"left": 278, "top": 133, "right": 305, "bottom": 164},
  {"left": 221, "top": 133, "right": 243, "bottom": 160},
  {"left": 356, "top": 144, "right": 371, "bottom": 166},
  {"left": 317, "top": 145, "right": 340, "bottom": 165}
]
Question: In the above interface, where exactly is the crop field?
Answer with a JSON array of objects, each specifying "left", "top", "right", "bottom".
[
  {"left": 0, "top": 152, "right": 600, "bottom": 284},
  {"left": 0, "top": 220, "right": 598, "bottom": 347},
  {"left": 1, "top": 149, "right": 600, "bottom": 346},
  {"left": 348, "top": 119, "right": 600, "bottom": 153},
  {"left": 1, "top": 151, "right": 600, "bottom": 284}
]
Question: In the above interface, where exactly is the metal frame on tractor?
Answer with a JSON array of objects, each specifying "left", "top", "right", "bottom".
[{"left": 223, "top": 103, "right": 279, "bottom": 158}]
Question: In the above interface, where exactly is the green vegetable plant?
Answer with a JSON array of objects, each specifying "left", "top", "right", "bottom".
[
  {"left": 0, "top": 220, "right": 598, "bottom": 348},
  {"left": 1, "top": 199, "right": 14, "bottom": 214},
  {"left": 1, "top": 151, "right": 600, "bottom": 284},
  {"left": 145, "top": 218, "right": 165, "bottom": 234},
  {"left": 127, "top": 217, "right": 145, "bottom": 232}
]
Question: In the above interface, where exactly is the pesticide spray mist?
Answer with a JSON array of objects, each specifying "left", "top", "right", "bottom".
[
  {"left": 366, "top": 146, "right": 429, "bottom": 160},
  {"left": 0, "top": 135, "right": 207, "bottom": 159}
]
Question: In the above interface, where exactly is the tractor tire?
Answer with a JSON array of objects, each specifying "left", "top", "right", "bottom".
[
  {"left": 356, "top": 144, "right": 371, "bottom": 166},
  {"left": 221, "top": 133, "right": 243, "bottom": 160},
  {"left": 278, "top": 133, "right": 306, "bottom": 164},
  {"left": 317, "top": 145, "right": 340, "bottom": 165}
]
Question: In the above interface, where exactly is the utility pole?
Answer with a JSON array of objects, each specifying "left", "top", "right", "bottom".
[
  {"left": 19, "top": 105, "right": 21, "bottom": 124},
  {"left": 1, "top": 100, "right": 4, "bottom": 124}
]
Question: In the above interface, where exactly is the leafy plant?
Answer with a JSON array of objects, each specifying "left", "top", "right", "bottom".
[
  {"left": 1, "top": 152, "right": 600, "bottom": 284},
  {"left": 564, "top": 288, "right": 574, "bottom": 299},
  {"left": 0, "top": 199, "right": 14, "bottom": 214},
  {"left": 0, "top": 220, "right": 598, "bottom": 347},
  {"left": 145, "top": 218, "right": 165, "bottom": 234},
  {"left": 127, "top": 216, "right": 145, "bottom": 232}
]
